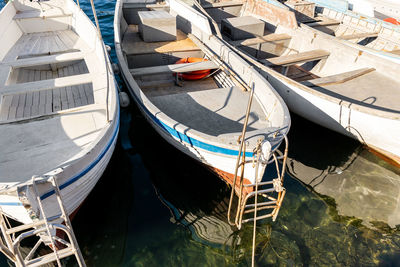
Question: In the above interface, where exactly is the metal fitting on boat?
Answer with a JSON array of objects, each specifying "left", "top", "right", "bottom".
[{"left": 119, "top": 92, "right": 130, "bottom": 108}]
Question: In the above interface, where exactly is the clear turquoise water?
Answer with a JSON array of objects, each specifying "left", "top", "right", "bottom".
[{"left": 1, "top": 1, "right": 400, "bottom": 266}]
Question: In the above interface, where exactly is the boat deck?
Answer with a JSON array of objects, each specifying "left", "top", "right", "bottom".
[
  {"left": 0, "top": 30, "right": 106, "bottom": 183},
  {"left": 140, "top": 72, "right": 269, "bottom": 136}
]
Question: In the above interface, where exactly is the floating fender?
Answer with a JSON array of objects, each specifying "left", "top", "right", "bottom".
[
  {"left": 384, "top": 17, "right": 400, "bottom": 25},
  {"left": 174, "top": 57, "right": 211, "bottom": 80},
  {"left": 112, "top": 63, "right": 120, "bottom": 74},
  {"left": 119, "top": 91, "right": 130, "bottom": 108},
  {"left": 105, "top": 44, "right": 112, "bottom": 53}
]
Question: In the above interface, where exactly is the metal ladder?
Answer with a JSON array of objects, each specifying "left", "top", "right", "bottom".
[
  {"left": 226, "top": 84, "right": 289, "bottom": 267},
  {"left": 0, "top": 175, "right": 86, "bottom": 267},
  {"left": 227, "top": 87, "right": 288, "bottom": 230}
]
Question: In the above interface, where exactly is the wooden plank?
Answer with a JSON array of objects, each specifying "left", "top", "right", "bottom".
[
  {"left": 130, "top": 61, "right": 218, "bottom": 76},
  {"left": 7, "top": 94, "right": 19, "bottom": 120},
  {"left": 202, "top": 0, "right": 243, "bottom": 8},
  {"left": 31, "top": 70, "right": 41, "bottom": 116},
  {"left": 305, "top": 18, "right": 340, "bottom": 27},
  {"left": 13, "top": 9, "right": 72, "bottom": 20},
  {"left": 1, "top": 51, "right": 85, "bottom": 68},
  {"left": 339, "top": 32, "right": 379, "bottom": 40},
  {"left": 45, "top": 71, "right": 53, "bottom": 114},
  {"left": 58, "top": 68, "right": 69, "bottom": 110},
  {"left": 1, "top": 73, "right": 93, "bottom": 96},
  {"left": 37, "top": 71, "right": 49, "bottom": 115},
  {"left": 15, "top": 93, "right": 26, "bottom": 119},
  {"left": 23, "top": 91, "right": 33, "bottom": 117},
  {"left": 262, "top": 49, "right": 330, "bottom": 66},
  {"left": 300, "top": 68, "right": 375, "bottom": 87},
  {"left": 0, "top": 95, "right": 13, "bottom": 121},
  {"left": 229, "top": 33, "right": 291, "bottom": 47},
  {"left": 66, "top": 65, "right": 82, "bottom": 107},
  {"left": 73, "top": 63, "right": 88, "bottom": 105}
]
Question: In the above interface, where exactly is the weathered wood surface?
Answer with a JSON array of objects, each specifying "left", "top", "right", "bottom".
[
  {"left": 229, "top": 33, "right": 291, "bottom": 47},
  {"left": 301, "top": 68, "right": 376, "bottom": 87},
  {"left": 243, "top": 0, "right": 298, "bottom": 29},
  {"left": 262, "top": 49, "right": 330, "bottom": 66},
  {"left": 339, "top": 32, "right": 379, "bottom": 40},
  {"left": 130, "top": 61, "right": 218, "bottom": 76}
]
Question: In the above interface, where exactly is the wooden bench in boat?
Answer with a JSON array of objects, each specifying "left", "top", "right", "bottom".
[
  {"left": 1, "top": 73, "right": 93, "bottom": 96},
  {"left": 262, "top": 49, "right": 330, "bottom": 67},
  {"left": 202, "top": 0, "right": 243, "bottom": 9},
  {"left": 229, "top": 33, "right": 292, "bottom": 47},
  {"left": 300, "top": 67, "right": 375, "bottom": 87},
  {"left": 122, "top": 28, "right": 200, "bottom": 55},
  {"left": 130, "top": 61, "right": 218, "bottom": 76},
  {"left": 339, "top": 32, "right": 379, "bottom": 40},
  {"left": 305, "top": 18, "right": 340, "bottom": 27},
  {"left": 13, "top": 9, "right": 72, "bottom": 20},
  {"left": 0, "top": 52, "right": 85, "bottom": 68}
]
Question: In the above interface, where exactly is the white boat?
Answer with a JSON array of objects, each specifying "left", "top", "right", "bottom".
[
  {"left": 200, "top": 0, "right": 400, "bottom": 166},
  {"left": 114, "top": 0, "right": 290, "bottom": 193},
  {"left": 347, "top": 0, "right": 400, "bottom": 21},
  {"left": 0, "top": 0, "right": 119, "bottom": 239},
  {"left": 291, "top": 0, "right": 400, "bottom": 60}
]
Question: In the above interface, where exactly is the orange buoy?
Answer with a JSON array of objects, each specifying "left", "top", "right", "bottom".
[
  {"left": 174, "top": 57, "right": 211, "bottom": 80},
  {"left": 384, "top": 17, "right": 400, "bottom": 25}
]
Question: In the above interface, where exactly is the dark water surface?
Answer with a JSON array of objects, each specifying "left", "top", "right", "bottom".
[{"left": 1, "top": 0, "right": 400, "bottom": 266}]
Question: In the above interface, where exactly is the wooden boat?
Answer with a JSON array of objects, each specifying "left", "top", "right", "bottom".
[
  {"left": 281, "top": 0, "right": 400, "bottom": 60},
  {"left": 347, "top": 0, "right": 400, "bottom": 21},
  {"left": 114, "top": 0, "right": 290, "bottom": 192},
  {"left": 200, "top": 0, "right": 400, "bottom": 166},
  {"left": 0, "top": 0, "right": 119, "bottom": 239}
]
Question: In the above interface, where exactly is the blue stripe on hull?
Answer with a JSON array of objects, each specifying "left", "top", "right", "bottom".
[{"left": 126, "top": 82, "right": 255, "bottom": 158}]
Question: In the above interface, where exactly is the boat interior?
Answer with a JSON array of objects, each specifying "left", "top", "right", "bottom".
[
  {"left": 0, "top": 0, "right": 112, "bottom": 183},
  {"left": 120, "top": 1, "right": 273, "bottom": 137},
  {"left": 200, "top": 0, "right": 400, "bottom": 114}
]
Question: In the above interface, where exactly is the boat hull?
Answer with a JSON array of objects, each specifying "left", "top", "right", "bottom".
[
  {"left": 121, "top": 74, "right": 266, "bottom": 187},
  {"left": 263, "top": 70, "right": 400, "bottom": 166}
]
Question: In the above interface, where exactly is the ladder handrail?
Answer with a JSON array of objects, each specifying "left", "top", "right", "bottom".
[
  {"left": 0, "top": 174, "right": 86, "bottom": 267},
  {"left": 227, "top": 82, "right": 256, "bottom": 226}
]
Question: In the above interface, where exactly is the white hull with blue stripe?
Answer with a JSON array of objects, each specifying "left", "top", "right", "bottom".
[
  {"left": 115, "top": 0, "right": 290, "bottom": 190},
  {"left": 0, "top": 0, "right": 119, "bottom": 224}
]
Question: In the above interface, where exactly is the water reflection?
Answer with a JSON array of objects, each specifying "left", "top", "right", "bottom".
[{"left": 286, "top": 114, "right": 400, "bottom": 229}]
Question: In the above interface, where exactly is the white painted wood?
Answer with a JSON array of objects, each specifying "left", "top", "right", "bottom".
[
  {"left": 0, "top": 0, "right": 119, "bottom": 229},
  {"left": 1, "top": 51, "right": 85, "bottom": 68},
  {"left": 2, "top": 73, "right": 93, "bottom": 96},
  {"left": 130, "top": 61, "right": 218, "bottom": 76}
]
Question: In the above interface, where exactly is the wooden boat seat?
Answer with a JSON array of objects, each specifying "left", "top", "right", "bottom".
[
  {"left": 229, "top": 33, "right": 292, "bottom": 47},
  {"left": 13, "top": 9, "right": 72, "bottom": 20},
  {"left": 305, "top": 18, "right": 340, "bottom": 27},
  {"left": 262, "top": 49, "right": 330, "bottom": 67},
  {"left": 130, "top": 61, "right": 218, "bottom": 76},
  {"left": 300, "top": 68, "right": 376, "bottom": 87},
  {"left": 202, "top": 0, "right": 243, "bottom": 9},
  {"left": 339, "top": 32, "right": 379, "bottom": 40},
  {"left": 1, "top": 73, "right": 93, "bottom": 96},
  {"left": 1, "top": 51, "right": 85, "bottom": 68},
  {"left": 122, "top": 27, "right": 200, "bottom": 55}
]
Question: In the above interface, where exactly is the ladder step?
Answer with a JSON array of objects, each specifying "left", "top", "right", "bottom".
[
  {"left": 25, "top": 247, "right": 76, "bottom": 267},
  {"left": 243, "top": 180, "right": 274, "bottom": 187},
  {"left": 6, "top": 216, "right": 61, "bottom": 235},
  {"left": 245, "top": 188, "right": 275, "bottom": 197},
  {"left": 242, "top": 213, "right": 273, "bottom": 224},
  {"left": 244, "top": 200, "right": 277, "bottom": 209}
]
